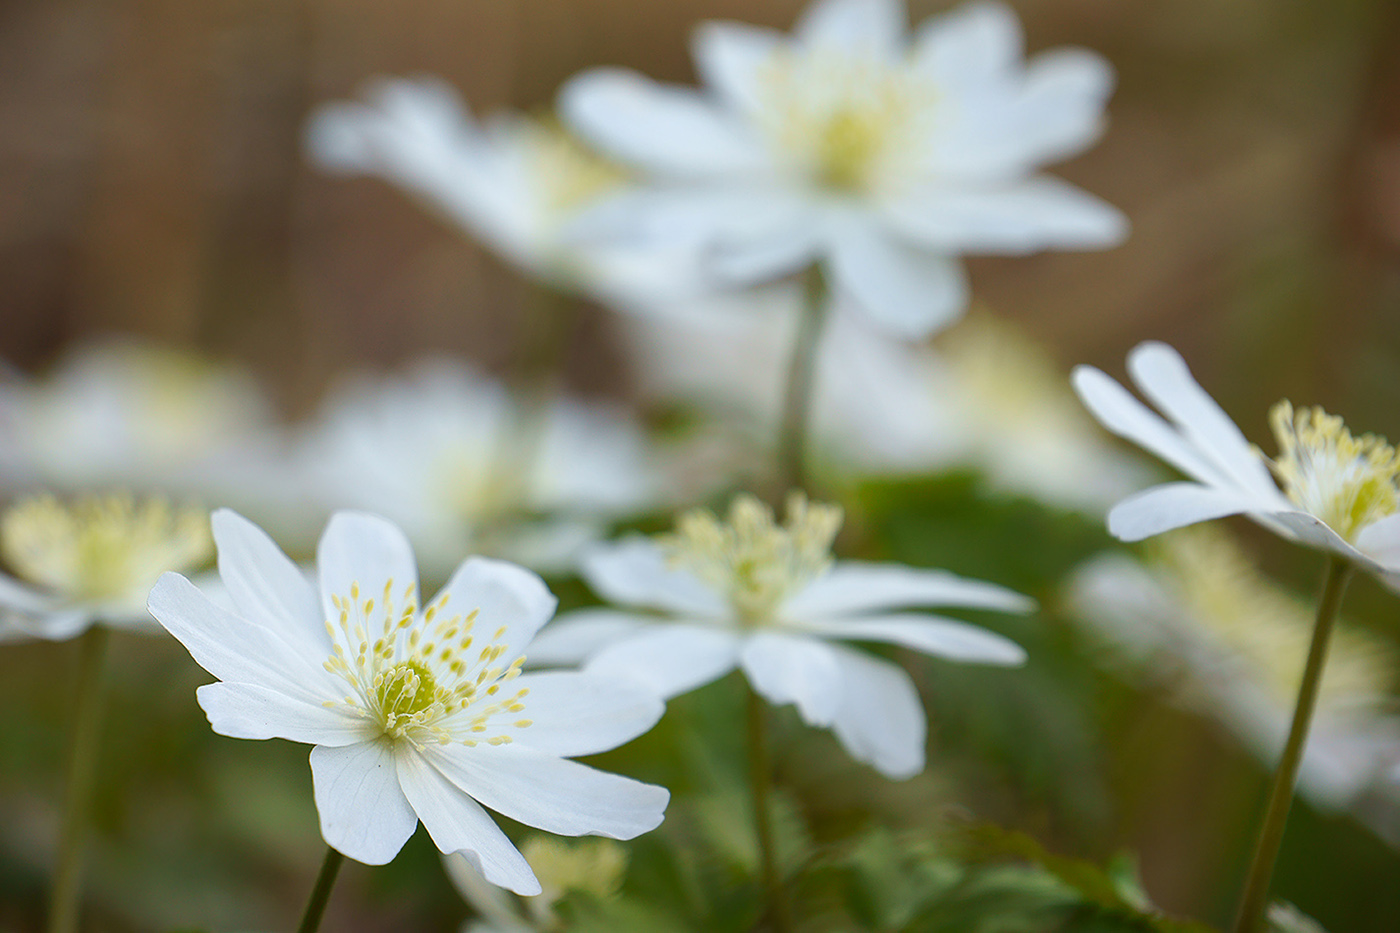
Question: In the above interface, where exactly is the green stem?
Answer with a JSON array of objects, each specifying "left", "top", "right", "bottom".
[
  {"left": 774, "top": 264, "right": 829, "bottom": 499},
  {"left": 746, "top": 684, "right": 791, "bottom": 933},
  {"left": 295, "top": 845, "right": 346, "bottom": 933},
  {"left": 1231, "top": 556, "right": 1352, "bottom": 933},
  {"left": 47, "top": 626, "right": 110, "bottom": 933}
]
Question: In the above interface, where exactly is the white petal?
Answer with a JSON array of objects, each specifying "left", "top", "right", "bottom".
[
  {"left": 706, "top": 215, "right": 822, "bottom": 284},
  {"left": 432, "top": 557, "right": 557, "bottom": 663},
  {"left": 1265, "top": 510, "right": 1374, "bottom": 568},
  {"left": 0, "top": 571, "right": 58, "bottom": 614},
  {"left": 883, "top": 177, "right": 1127, "bottom": 254},
  {"left": 560, "top": 69, "right": 765, "bottom": 177},
  {"left": 394, "top": 749, "right": 541, "bottom": 895},
  {"left": 796, "top": 0, "right": 905, "bottom": 59},
  {"left": 739, "top": 632, "right": 843, "bottom": 726},
  {"left": 1356, "top": 514, "right": 1400, "bottom": 570},
  {"left": 317, "top": 511, "right": 421, "bottom": 626},
  {"left": 196, "top": 682, "right": 372, "bottom": 746},
  {"left": 0, "top": 607, "right": 92, "bottom": 643},
  {"left": 212, "top": 509, "right": 327, "bottom": 658},
  {"left": 579, "top": 537, "right": 726, "bottom": 616},
  {"left": 585, "top": 624, "right": 741, "bottom": 699},
  {"left": 1107, "top": 482, "right": 1263, "bottom": 541},
  {"left": 785, "top": 561, "right": 1034, "bottom": 617},
  {"left": 828, "top": 644, "right": 926, "bottom": 779},
  {"left": 523, "top": 609, "right": 647, "bottom": 667},
  {"left": 424, "top": 743, "right": 669, "bottom": 840},
  {"left": 799, "top": 613, "right": 1026, "bottom": 665},
  {"left": 827, "top": 221, "right": 969, "bottom": 339},
  {"left": 692, "top": 21, "right": 785, "bottom": 117},
  {"left": 1006, "top": 49, "right": 1116, "bottom": 166},
  {"left": 507, "top": 670, "right": 663, "bottom": 757},
  {"left": 911, "top": 1, "right": 1023, "bottom": 87},
  {"left": 310, "top": 740, "right": 419, "bottom": 865}
]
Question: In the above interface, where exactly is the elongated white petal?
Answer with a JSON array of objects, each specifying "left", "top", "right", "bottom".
[
  {"left": 1005, "top": 49, "right": 1116, "bottom": 166},
  {"left": 740, "top": 632, "right": 843, "bottom": 726},
  {"left": 585, "top": 624, "right": 741, "bottom": 699},
  {"left": 394, "top": 749, "right": 541, "bottom": 895},
  {"left": 1264, "top": 510, "right": 1375, "bottom": 569},
  {"left": 433, "top": 557, "right": 556, "bottom": 662},
  {"left": 706, "top": 216, "right": 822, "bottom": 284},
  {"left": 827, "top": 221, "right": 968, "bottom": 339},
  {"left": 317, "top": 511, "right": 420, "bottom": 626},
  {"left": 828, "top": 644, "right": 926, "bottom": 779},
  {"left": 692, "top": 21, "right": 784, "bottom": 117},
  {"left": 425, "top": 744, "right": 669, "bottom": 840},
  {"left": 0, "top": 571, "right": 58, "bottom": 614},
  {"left": 524, "top": 609, "right": 648, "bottom": 667},
  {"left": 796, "top": 0, "right": 905, "bottom": 59},
  {"left": 1355, "top": 514, "right": 1400, "bottom": 569},
  {"left": 196, "top": 682, "right": 372, "bottom": 746},
  {"left": 310, "top": 740, "right": 419, "bottom": 865},
  {"left": 212, "top": 509, "right": 326, "bottom": 657},
  {"left": 0, "top": 607, "right": 91, "bottom": 643},
  {"left": 561, "top": 69, "right": 765, "bottom": 177},
  {"left": 1107, "top": 482, "right": 1263, "bottom": 541},
  {"left": 911, "top": 0, "right": 1022, "bottom": 87},
  {"left": 506, "top": 670, "right": 663, "bottom": 758},
  {"left": 785, "top": 561, "right": 1033, "bottom": 617},
  {"left": 799, "top": 613, "right": 1026, "bottom": 665},
  {"left": 580, "top": 537, "right": 726, "bottom": 617}
]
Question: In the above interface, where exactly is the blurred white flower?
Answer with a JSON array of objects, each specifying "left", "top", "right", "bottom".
[
  {"left": 444, "top": 835, "right": 627, "bottom": 933},
  {"left": 0, "top": 493, "right": 210, "bottom": 641},
  {"left": 1073, "top": 341, "right": 1400, "bottom": 585},
  {"left": 147, "top": 509, "right": 669, "bottom": 893},
  {"left": 562, "top": 0, "right": 1126, "bottom": 339},
  {"left": 298, "top": 360, "right": 662, "bottom": 578},
  {"left": 1067, "top": 526, "right": 1400, "bottom": 835},
  {"left": 532, "top": 492, "right": 1031, "bottom": 779}
]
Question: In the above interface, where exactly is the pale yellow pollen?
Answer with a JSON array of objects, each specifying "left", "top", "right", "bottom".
[
  {"left": 0, "top": 493, "right": 211, "bottom": 601},
  {"left": 524, "top": 116, "right": 628, "bottom": 218}
]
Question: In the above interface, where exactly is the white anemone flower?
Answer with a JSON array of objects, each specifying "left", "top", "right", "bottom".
[
  {"left": 531, "top": 493, "right": 1032, "bottom": 779},
  {"left": 146, "top": 509, "right": 670, "bottom": 894},
  {"left": 1072, "top": 341, "right": 1400, "bottom": 585},
  {"left": 561, "top": 0, "right": 1126, "bottom": 339}
]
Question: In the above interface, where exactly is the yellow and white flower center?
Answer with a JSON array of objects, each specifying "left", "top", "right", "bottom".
[
  {"left": 757, "top": 50, "right": 934, "bottom": 195},
  {"left": 1268, "top": 401, "right": 1400, "bottom": 542},
  {"left": 526, "top": 117, "right": 628, "bottom": 222},
  {"left": 0, "top": 493, "right": 211, "bottom": 601},
  {"left": 322, "top": 580, "right": 530, "bottom": 748},
  {"left": 661, "top": 492, "right": 842, "bottom": 627}
]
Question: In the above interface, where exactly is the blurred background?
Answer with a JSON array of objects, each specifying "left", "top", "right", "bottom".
[{"left": 3, "top": 0, "right": 1400, "bottom": 931}]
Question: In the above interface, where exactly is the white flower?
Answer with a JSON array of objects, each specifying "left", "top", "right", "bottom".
[
  {"left": 0, "top": 493, "right": 211, "bottom": 641},
  {"left": 146, "top": 509, "right": 670, "bottom": 894},
  {"left": 1067, "top": 527, "right": 1400, "bottom": 836},
  {"left": 299, "top": 359, "right": 662, "bottom": 577},
  {"left": 1072, "top": 341, "right": 1400, "bottom": 584},
  {"left": 531, "top": 493, "right": 1032, "bottom": 779},
  {"left": 561, "top": 0, "right": 1126, "bottom": 339}
]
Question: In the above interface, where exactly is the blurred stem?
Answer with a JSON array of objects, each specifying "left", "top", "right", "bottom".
[
  {"left": 746, "top": 683, "right": 791, "bottom": 933},
  {"left": 296, "top": 845, "right": 346, "bottom": 933},
  {"left": 46, "top": 626, "right": 109, "bottom": 933},
  {"left": 774, "top": 264, "right": 828, "bottom": 499},
  {"left": 1231, "top": 556, "right": 1352, "bottom": 933}
]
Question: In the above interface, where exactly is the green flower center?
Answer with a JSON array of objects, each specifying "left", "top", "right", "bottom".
[{"left": 376, "top": 660, "right": 438, "bottom": 720}]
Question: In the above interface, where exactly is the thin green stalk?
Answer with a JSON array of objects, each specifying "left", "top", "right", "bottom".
[
  {"left": 774, "top": 264, "right": 829, "bottom": 499},
  {"left": 746, "top": 684, "right": 791, "bottom": 933},
  {"left": 1231, "top": 556, "right": 1352, "bottom": 933},
  {"left": 47, "top": 626, "right": 110, "bottom": 933},
  {"left": 296, "top": 845, "right": 346, "bottom": 933}
]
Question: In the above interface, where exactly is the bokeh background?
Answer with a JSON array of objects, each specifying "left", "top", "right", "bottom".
[{"left": 3, "top": 0, "right": 1400, "bottom": 930}]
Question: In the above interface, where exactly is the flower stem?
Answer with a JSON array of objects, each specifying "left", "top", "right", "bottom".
[
  {"left": 774, "top": 264, "right": 829, "bottom": 498},
  {"left": 746, "top": 683, "right": 791, "bottom": 932},
  {"left": 1231, "top": 555, "right": 1352, "bottom": 933},
  {"left": 296, "top": 845, "right": 346, "bottom": 933},
  {"left": 46, "top": 626, "right": 109, "bottom": 933}
]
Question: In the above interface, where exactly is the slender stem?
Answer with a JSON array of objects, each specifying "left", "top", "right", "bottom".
[
  {"left": 296, "top": 845, "right": 346, "bottom": 933},
  {"left": 1231, "top": 556, "right": 1352, "bottom": 933},
  {"left": 774, "top": 264, "right": 829, "bottom": 499},
  {"left": 746, "top": 684, "right": 791, "bottom": 933},
  {"left": 47, "top": 626, "right": 110, "bottom": 933}
]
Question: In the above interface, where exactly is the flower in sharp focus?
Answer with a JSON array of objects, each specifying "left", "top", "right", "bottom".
[
  {"left": 0, "top": 493, "right": 211, "bottom": 641},
  {"left": 530, "top": 492, "right": 1032, "bottom": 779},
  {"left": 561, "top": 0, "right": 1126, "bottom": 339},
  {"left": 1072, "top": 341, "right": 1400, "bottom": 585},
  {"left": 146, "top": 509, "right": 669, "bottom": 893}
]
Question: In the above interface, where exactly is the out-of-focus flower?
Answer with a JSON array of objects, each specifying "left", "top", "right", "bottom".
[
  {"left": 1067, "top": 526, "right": 1400, "bottom": 827},
  {"left": 298, "top": 360, "right": 662, "bottom": 578},
  {"left": 444, "top": 836, "right": 627, "bottom": 933},
  {"left": 0, "top": 493, "right": 210, "bottom": 641},
  {"left": 147, "top": 509, "right": 669, "bottom": 893},
  {"left": 532, "top": 492, "right": 1031, "bottom": 779},
  {"left": 1072, "top": 341, "right": 1400, "bottom": 585},
  {"left": 562, "top": 0, "right": 1126, "bottom": 339}
]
